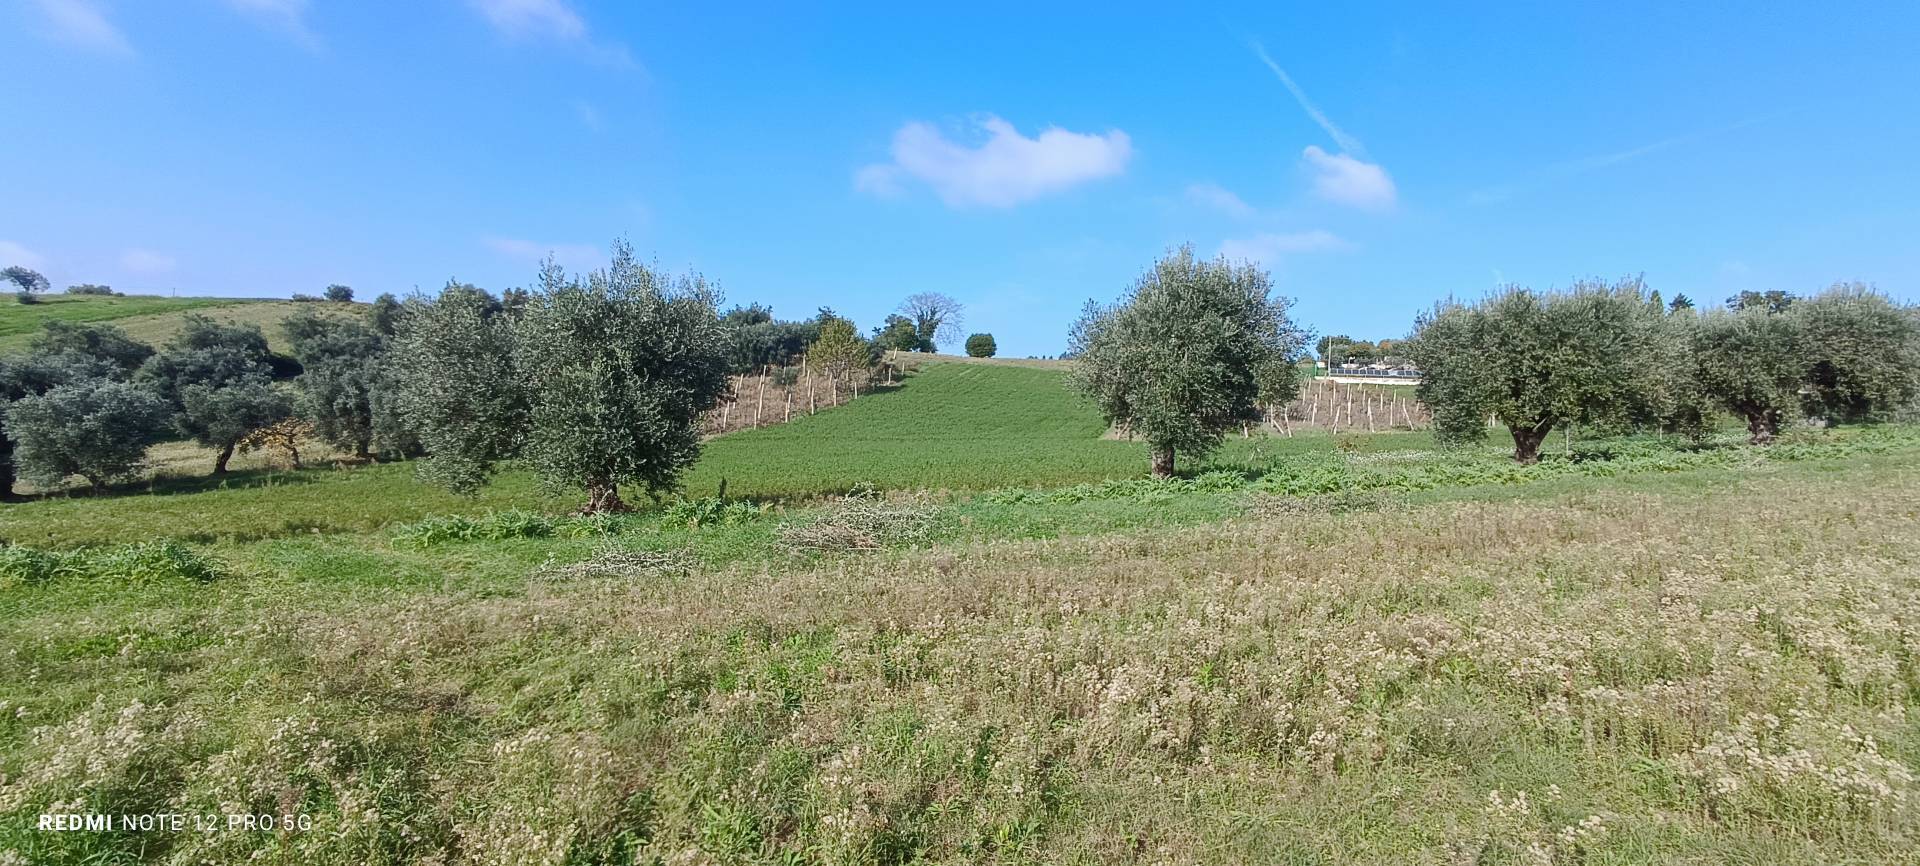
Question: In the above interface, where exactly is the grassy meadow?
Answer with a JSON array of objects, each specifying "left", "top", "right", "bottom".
[
  {"left": 2, "top": 357, "right": 1918, "bottom": 864},
  {"left": 0, "top": 294, "right": 357, "bottom": 353}
]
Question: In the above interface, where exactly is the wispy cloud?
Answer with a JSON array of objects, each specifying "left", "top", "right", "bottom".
[
  {"left": 1302, "top": 145, "right": 1397, "bottom": 211},
  {"left": 27, "top": 0, "right": 131, "bottom": 54},
  {"left": 856, "top": 115, "right": 1133, "bottom": 209},
  {"left": 1251, "top": 41, "right": 1397, "bottom": 213},
  {"left": 1185, "top": 183, "right": 1256, "bottom": 218},
  {"left": 484, "top": 236, "right": 603, "bottom": 271},
  {"left": 1219, "top": 230, "right": 1352, "bottom": 265},
  {"left": 0, "top": 240, "right": 48, "bottom": 270},
  {"left": 1467, "top": 114, "right": 1780, "bottom": 205},
  {"left": 222, "top": 0, "right": 321, "bottom": 51},
  {"left": 572, "top": 99, "right": 604, "bottom": 131},
  {"left": 467, "top": 0, "right": 633, "bottom": 68},
  {"left": 1252, "top": 41, "right": 1365, "bottom": 158},
  {"left": 120, "top": 248, "right": 177, "bottom": 274}
]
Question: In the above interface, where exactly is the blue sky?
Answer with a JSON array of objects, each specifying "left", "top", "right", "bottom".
[{"left": 3, "top": 1, "right": 1917, "bottom": 357}]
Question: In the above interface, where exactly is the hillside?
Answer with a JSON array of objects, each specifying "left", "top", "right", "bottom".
[{"left": 0, "top": 293, "right": 361, "bottom": 353}]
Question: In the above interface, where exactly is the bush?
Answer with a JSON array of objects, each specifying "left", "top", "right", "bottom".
[
  {"left": 662, "top": 497, "right": 768, "bottom": 529},
  {"left": 965, "top": 333, "right": 997, "bottom": 358},
  {"left": 15, "top": 291, "right": 39, "bottom": 305},
  {"left": 0, "top": 541, "right": 225, "bottom": 588},
  {"left": 65, "top": 284, "right": 117, "bottom": 296}
]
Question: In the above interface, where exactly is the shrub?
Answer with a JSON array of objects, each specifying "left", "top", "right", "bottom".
[
  {"left": 662, "top": 497, "right": 768, "bottom": 529},
  {"left": 0, "top": 541, "right": 224, "bottom": 587},
  {"left": 965, "top": 333, "right": 997, "bottom": 358},
  {"left": 15, "top": 291, "right": 38, "bottom": 305},
  {"left": 65, "top": 284, "right": 117, "bottom": 296}
]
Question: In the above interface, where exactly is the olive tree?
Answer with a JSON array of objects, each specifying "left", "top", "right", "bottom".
[
  {"left": 1069, "top": 245, "right": 1307, "bottom": 477},
  {"left": 284, "top": 309, "right": 386, "bottom": 458},
  {"left": 387, "top": 282, "right": 524, "bottom": 494},
  {"left": 5, "top": 380, "right": 171, "bottom": 491},
  {"left": 1688, "top": 307, "right": 1805, "bottom": 443},
  {"left": 1793, "top": 283, "right": 1920, "bottom": 423},
  {"left": 390, "top": 244, "right": 732, "bottom": 512},
  {"left": 1408, "top": 279, "right": 1664, "bottom": 463},
  {"left": 517, "top": 251, "right": 729, "bottom": 510},
  {"left": 137, "top": 316, "right": 288, "bottom": 473}
]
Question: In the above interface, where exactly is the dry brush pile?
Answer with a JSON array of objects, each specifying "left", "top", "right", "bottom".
[{"left": 3, "top": 466, "right": 1918, "bottom": 864}]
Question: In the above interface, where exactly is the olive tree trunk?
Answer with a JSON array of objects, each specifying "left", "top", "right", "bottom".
[
  {"left": 1745, "top": 410, "right": 1779, "bottom": 445},
  {"left": 583, "top": 480, "right": 629, "bottom": 514},
  {"left": 214, "top": 441, "right": 235, "bottom": 474},
  {"left": 1509, "top": 419, "right": 1554, "bottom": 465},
  {"left": 1151, "top": 447, "right": 1175, "bottom": 478}
]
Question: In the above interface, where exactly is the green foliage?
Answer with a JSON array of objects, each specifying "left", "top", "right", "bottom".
[
  {"left": 323, "top": 284, "right": 355, "bottom": 302},
  {"left": 177, "top": 378, "right": 293, "bottom": 470},
  {"left": 4, "top": 380, "right": 171, "bottom": 489},
  {"left": 721, "top": 306, "right": 817, "bottom": 373},
  {"left": 0, "top": 540, "right": 224, "bottom": 587},
  {"left": 388, "top": 281, "right": 524, "bottom": 494},
  {"left": 284, "top": 309, "right": 387, "bottom": 457},
  {"left": 1409, "top": 278, "right": 1666, "bottom": 462},
  {"left": 872, "top": 314, "right": 924, "bottom": 352},
  {"left": 661, "top": 496, "right": 768, "bottom": 529},
  {"left": 964, "top": 332, "right": 997, "bottom": 357},
  {"left": 1689, "top": 307, "right": 1805, "bottom": 442},
  {"left": 136, "top": 314, "right": 275, "bottom": 404},
  {"left": 514, "top": 243, "right": 731, "bottom": 509},
  {"left": 13, "top": 292, "right": 38, "bottom": 305},
  {"left": 1792, "top": 283, "right": 1920, "bottom": 424},
  {"left": 1, "top": 266, "right": 49, "bottom": 295},
  {"left": 28, "top": 320, "right": 154, "bottom": 373},
  {"left": 807, "top": 315, "right": 872, "bottom": 382},
  {"left": 1726, "top": 289, "right": 1796, "bottom": 314},
  {"left": 1069, "top": 245, "right": 1307, "bottom": 475},
  {"left": 367, "top": 291, "right": 403, "bottom": 336},
  {"left": 63, "top": 283, "right": 117, "bottom": 296}
]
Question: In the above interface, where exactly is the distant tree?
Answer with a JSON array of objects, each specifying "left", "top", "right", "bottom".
[
  {"left": 2, "top": 267, "right": 49, "bottom": 296},
  {"left": 965, "top": 333, "right": 997, "bottom": 358},
  {"left": 1069, "top": 246, "right": 1306, "bottom": 477},
  {"left": 808, "top": 317, "right": 872, "bottom": 385},
  {"left": 1727, "top": 289, "right": 1796, "bottom": 314},
  {"left": 388, "top": 281, "right": 524, "bottom": 494},
  {"left": 1668, "top": 293, "right": 1695, "bottom": 313},
  {"left": 1793, "top": 283, "right": 1920, "bottom": 424},
  {"left": 872, "top": 314, "right": 923, "bottom": 353},
  {"left": 1688, "top": 307, "right": 1806, "bottom": 443},
  {"left": 324, "top": 284, "right": 355, "bottom": 302},
  {"left": 1315, "top": 334, "right": 1352, "bottom": 364},
  {"left": 511, "top": 248, "right": 731, "bottom": 511},
  {"left": 65, "top": 283, "right": 116, "bottom": 296},
  {"left": 291, "top": 293, "right": 323, "bottom": 302},
  {"left": 721, "top": 305, "right": 817, "bottom": 373},
  {"left": 897, "top": 292, "right": 963, "bottom": 352},
  {"left": 5, "top": 380, "right": 171, "bottom": 491},
  {"left": 1408, "top": 279, "right": 1665, "bottom": 463},
  {"left": 368, "top": 292, "right": 404, "bottom": 336},
  {"left": 500, "top": 287, "right": 532, "bottom": 317},
  {"left": 1646, "top": 289, "right": 1664, "bottom": 314},
  {"left": 283, "top": 309, "right": 386, "bottom": 458},
  {"left": 136, "top": 315, "right": 286, "bottom": 473}
]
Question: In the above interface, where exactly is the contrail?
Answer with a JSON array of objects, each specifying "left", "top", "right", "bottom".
[{"left": 1251, "top": 41, "right": 1366, "bottom": 158}]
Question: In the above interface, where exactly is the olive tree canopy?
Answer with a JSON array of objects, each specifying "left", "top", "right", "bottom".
[
  {"left": 1069, "top": 245, "right": 1307, "bottom": 477},
  {"left": 1408, "top": 279, "right": 1665, "bottom": 463}
]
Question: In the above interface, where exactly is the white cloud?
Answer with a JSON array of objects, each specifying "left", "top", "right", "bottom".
[
  {"left": 484, "top": 236, "right": 602, "bottom": 271},
  {"left": 572, "top": 99, "right": 603, "bottom": 131},
  {"left": 469, "top": 0, "right": 584, "bottom": 40},
  {"left": 28, "top": 0, "right": 131, "bottom": 54},
  {"left": 856, "top": 115, "right": 1132, "bottom": 208},
  {"left": 120, "top": 248, "right": 176, "bottom": 274},
  {"left": 0, "top": 241, "right": 47, "bottom": 270},
  {"left": 467, "top": 0, "right": 633, "bottom": 67},
  {"left": 222, "top": 0, "right": 321, "bottom": 50},
  {"left": 1185, "top": 183, "right": 1255, "bottom": 218},
  {"left": 1301, "top": 145, "right": 1396, "bottom": 211},
  {"left": 1218, "top": 230, "right": 1351, "bottom": 264}
]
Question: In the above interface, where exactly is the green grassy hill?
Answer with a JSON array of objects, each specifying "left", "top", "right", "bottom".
[{"left": 0, "top": 293, "right": 359, "bottom": 353}]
